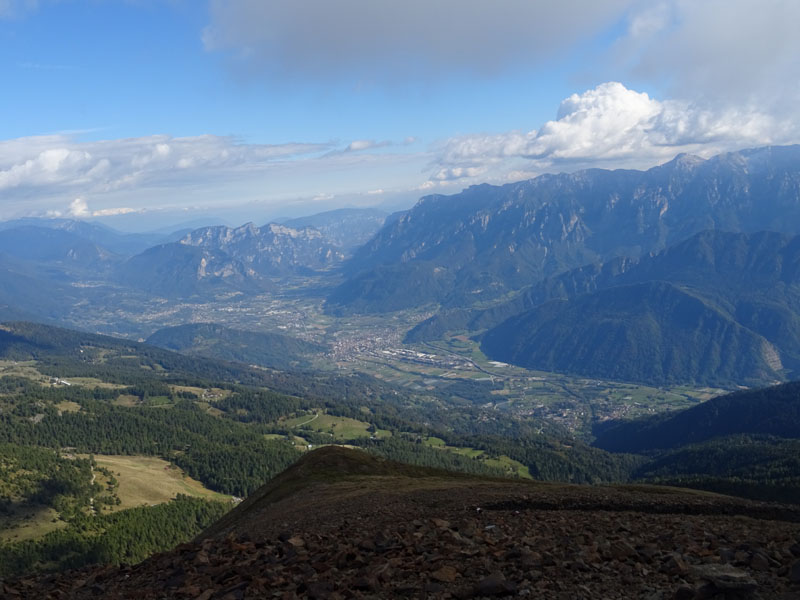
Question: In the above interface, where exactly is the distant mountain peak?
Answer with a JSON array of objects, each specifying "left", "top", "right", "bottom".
[
  {"left": 122, "top": 219, "right": 345, "bottom": 298},
  {"left": 669, "top": 152, "right": 706, "bottom": 168}
]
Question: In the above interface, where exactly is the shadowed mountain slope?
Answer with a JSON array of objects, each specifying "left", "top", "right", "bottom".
[
  {"left": 480, "top": 280, "right": 783, "bottom": 386},
  {"left": 405, "top": 230, "right": 800, "bottom": 386},
  {"left": 594, "top": 381, "right": 800, "bottom": 454}
]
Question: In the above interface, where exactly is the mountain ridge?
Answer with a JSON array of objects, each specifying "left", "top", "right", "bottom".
[
  {"left": 410, "top": 229, "right": 800, "bottom": 385},
  {"left": 329, "top": 145, "right": 800, "bottom": 313},
  {"left": 8, "top": 446, "right": 800, "bottom": 599}
]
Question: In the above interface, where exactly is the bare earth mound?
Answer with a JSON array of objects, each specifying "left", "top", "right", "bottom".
[{"left": 4, "top": 446, "right": 800, "bottom": 599}]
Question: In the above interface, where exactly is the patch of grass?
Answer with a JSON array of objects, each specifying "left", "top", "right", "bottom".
[
  {"left": 113, "top": 394, "right": 140, "bottom": 407},
  {"left": 309, "top": 414, "right": 373, "bottom": 440},
  {"left": 0, "top": 361, "right": 46, "bottom": 384},
  {"left": 143, "top": 396, "right": 171, "bottom": 407},
  {"left": 421, "top": 437, "right": 531, "bottom": 479},
  {"left": 484, "top": 455, "right": 532, "bottom": 479},
  {"left": 89, "top": 455, "right": 231, "bottom": 510},
  {"left": 0, "top": 506, "right": 65, "bottom": 542},
  {"left": 55, "top": 401, "right": 81, "bottom": 413},
  {"left": 169, "top": 384, "right": 205, "bottom": 397},
  {"left": 282, "top": 412, "right": 320, "bottom": 428},
  {"left": 280, "top": 412, "right": 381, "bottom": 441},
  {"left": 65, "top": 377, "right": 126, "bottom": 389}
]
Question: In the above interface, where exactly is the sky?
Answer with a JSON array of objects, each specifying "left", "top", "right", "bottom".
[{"left": 1, "top": 0, "right": 800, "bottom": 230}]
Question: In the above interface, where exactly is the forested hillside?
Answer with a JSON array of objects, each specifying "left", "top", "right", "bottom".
[{"left": 146, "top": 323, "right": 325, "bottom": 370}]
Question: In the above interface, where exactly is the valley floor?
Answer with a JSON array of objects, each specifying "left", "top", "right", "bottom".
[{"left": 65, "top": 288, "right": 728, "bottom": 439}]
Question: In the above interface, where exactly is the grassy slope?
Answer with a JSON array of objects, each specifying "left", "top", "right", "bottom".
[{"left": 91, "top": 455, "right": 232, "bottom": 510}]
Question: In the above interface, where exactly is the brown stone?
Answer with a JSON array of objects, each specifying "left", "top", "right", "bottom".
[
  {"left": 661, "top": 554, "right": 689, "bottom": 576},
  {"left": 692, "top": 563, "right": 758, "bottom": 591},
  {"left": 609, "top": 540, "right": 637, "bottom": 561},
  {"left": 287, "top": 536, "right": 305, "bottom": 548},
  {"left": 474, "top": 571, "right": 516, "bottom": 597},
  {"left": 431, "top": 566, "right": 459, "bottom": 583},
  {"left": 432, "top": 518, "right": 451, "bottom": 529}
]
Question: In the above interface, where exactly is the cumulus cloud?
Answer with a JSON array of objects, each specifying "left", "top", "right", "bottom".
[
  {"left": 431, "top": 166, "right": 486, "bottom": 182},
  {"left": 56, "top": 198, "right": 135, "bottom": 218},
  {"left": 430, "top": 82, "right": 799, "bottom": 184},
  {"left": 204, "top": 0, "right": 634, "bottom": 82},
  {"left": 68, "top": 198, "right": 89, "bottom": 217}
]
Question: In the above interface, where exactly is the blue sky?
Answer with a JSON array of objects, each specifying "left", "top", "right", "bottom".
[{"left": 2, "top": 0, "right": 799, "bottom": 230}]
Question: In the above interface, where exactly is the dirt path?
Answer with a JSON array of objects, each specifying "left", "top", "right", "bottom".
[
  {"left": 88, "top": 469, "right": 97, "bottom": 515},
  {"left": 295, "top": 412, "right": 320, "bottom": 427}
]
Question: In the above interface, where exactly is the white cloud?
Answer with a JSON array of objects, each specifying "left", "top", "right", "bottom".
[
  {"left": 91, "top": 206, "right": 137, "bottom": 217},
  {"left": 430, "top": 82, "right": 800, "bottom": 184},
  {"left": 431, "top": 166, "right": 486, "bottom": 182},
  {"left": 68, "top": 198, "right": 89, "bottom": 217},
  {"left": 0, "top": 132, "right": 433, "bottom": 220},
  {"left": 345, "top": 139, "right": 391, "bottom": 153},
  {"left": 0, "top": 134, "right": 331, "bottom": 197},
  {"left": 204, "top": 0, "right": 635, "bottom": 83}
]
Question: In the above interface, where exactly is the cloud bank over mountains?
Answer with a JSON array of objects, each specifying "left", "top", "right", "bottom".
[{"left": 431, "top": 82, "right": 796, "bottom": 183}]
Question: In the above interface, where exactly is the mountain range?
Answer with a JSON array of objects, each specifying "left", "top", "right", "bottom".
[
  {"left": 328, "top": 145, "right": 800, "bottom": 313},
  {"left": 282, "top": 207, "right": 388, "bottom": 250},
  {"left": 0, "top": 209, "right": 385, "bottom": 303}
]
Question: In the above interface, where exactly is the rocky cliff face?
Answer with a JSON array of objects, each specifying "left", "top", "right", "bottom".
[
  {"left": 180, "top": 222, "right": 345, "bottom": 276},
  {"left": 117, "top": 222, "right": 345, "bottom": 298}
]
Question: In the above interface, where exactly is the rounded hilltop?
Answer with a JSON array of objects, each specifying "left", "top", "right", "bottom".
[{"left": 6, "top": 446, "right": 800, "bottom": 599}]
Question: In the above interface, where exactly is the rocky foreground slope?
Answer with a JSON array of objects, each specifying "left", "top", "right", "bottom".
[{"left": 4, "top": 447, "right": 800, "bottom": 599}]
